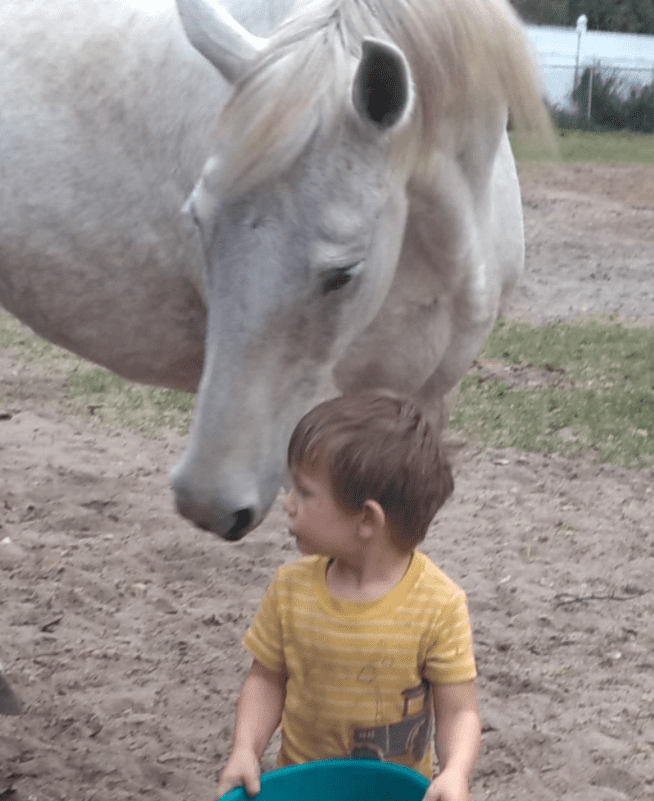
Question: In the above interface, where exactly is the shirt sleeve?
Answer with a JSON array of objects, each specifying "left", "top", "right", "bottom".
[
  {"left": 243, "top": 571, "right": 287, "bottom": 675},
  {"left": 423, "top": 589, "right": 477, "bottom": 685}
]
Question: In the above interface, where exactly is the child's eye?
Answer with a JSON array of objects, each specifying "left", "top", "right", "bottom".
[
  {"left": 295, "top": 479, "right": 312, "bottom": 499},
  {"left": 287, "top": 469, "right": 311, "bottom": 498}
]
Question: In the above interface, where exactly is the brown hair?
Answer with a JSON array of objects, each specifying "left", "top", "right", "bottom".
[{"left": 287, "top": 392, "right": 453, "bottom": 550}]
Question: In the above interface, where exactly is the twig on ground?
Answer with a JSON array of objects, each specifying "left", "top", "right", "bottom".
[{"left": 553, "top": 587, "right": 647, "bottom": 608}]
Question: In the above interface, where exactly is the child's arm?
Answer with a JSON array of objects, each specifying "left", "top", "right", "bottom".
[
  {"left": 216, "top": 659, "right": 286, "bottom": 799},
  {"left": 424, "top": 680, "right": 481, "bottom": 801}
]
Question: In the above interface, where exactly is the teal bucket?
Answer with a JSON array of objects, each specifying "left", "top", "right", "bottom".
[{"left": 217, "top": 760, "right": 429, "bottom": 801}]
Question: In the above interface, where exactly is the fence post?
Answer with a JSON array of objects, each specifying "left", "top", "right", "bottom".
[
  {"left": 587, "top": 69, "right": 593, "bottom": 120},
  {"left": 574, "top": 14, "right": 588, "bottom": 90}
]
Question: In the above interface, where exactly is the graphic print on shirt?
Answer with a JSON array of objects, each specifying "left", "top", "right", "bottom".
[
  {"left": 354, "top": 655, "right": 395, "bottom": 724},
  {"left": 349, "top": 678, "right": 433, "bottom": 761}
]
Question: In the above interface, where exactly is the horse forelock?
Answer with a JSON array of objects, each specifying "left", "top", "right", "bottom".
[
  {"left": 208, "top": 9, "right": 360, "bottom": 198},
  {"left": 210, "top": 0, "right": 552, "bottom": 197}
]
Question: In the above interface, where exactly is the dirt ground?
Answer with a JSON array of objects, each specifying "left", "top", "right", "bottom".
[{"left": 1, "top": 161, "right": 653, "bottom": 801}]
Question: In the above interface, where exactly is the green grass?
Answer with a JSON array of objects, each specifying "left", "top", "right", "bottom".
[
  {"left": 452, "top": 318, "right": 654, "bottom": 467},
  {"left": 0, "top": 317, "right": 73, "bottom": 362},
  {"left": 62, "top": 364, "right": 195, "bottom": 436},
  {"left": 3, "top": 314, "right": 654, "bottom": 467},
  {"left": 511, "top": 129, "right": 654, "bottom": 164},
  {"left": 0, "top": 312, "right": 195, "bottom": 437}
]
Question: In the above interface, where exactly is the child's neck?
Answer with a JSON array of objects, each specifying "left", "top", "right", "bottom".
[{"left": 326, "top": 549, "right": 413, "bottom": 602}]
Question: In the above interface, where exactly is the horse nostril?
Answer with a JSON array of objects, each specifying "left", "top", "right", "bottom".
[{"left": 223, "top": 507, "right": 254, "bottom": 541}]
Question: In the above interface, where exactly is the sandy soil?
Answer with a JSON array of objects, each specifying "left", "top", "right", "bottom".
[{"left": 1, "top": 162, "right": 653, "bottom": 801}]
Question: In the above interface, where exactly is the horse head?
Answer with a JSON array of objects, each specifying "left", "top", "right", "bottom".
[{"left": 171, "top": 0, "right": 414, "bottom": 539}]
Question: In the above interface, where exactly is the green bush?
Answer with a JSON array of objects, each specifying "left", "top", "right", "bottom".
[
  {"left": 566, "top": 68, "right": 654, "bottom": 133},
  {"left": 625, "top": 83, "right": 654, "bottom": 132},
  {"left": 552, "top": 109, "right": 606, "bottom": 133}
]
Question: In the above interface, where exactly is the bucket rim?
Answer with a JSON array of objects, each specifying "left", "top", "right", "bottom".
[{"left": 217, "top": 759, "right": 429, "bottom": 801}]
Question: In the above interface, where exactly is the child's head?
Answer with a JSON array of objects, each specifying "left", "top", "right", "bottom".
[{"left": 287, "top": 392, "right": 453, "bottom": 551}]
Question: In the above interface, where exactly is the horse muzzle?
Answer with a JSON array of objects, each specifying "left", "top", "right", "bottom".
[{"left": 169, "top": 459, "right": 277, "bottom": 540}]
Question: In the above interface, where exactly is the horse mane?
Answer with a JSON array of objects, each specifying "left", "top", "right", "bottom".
[{"left": 210, "top": 0, "right": 552, "bottom": 196}]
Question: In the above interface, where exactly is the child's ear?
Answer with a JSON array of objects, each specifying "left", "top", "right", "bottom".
[{"left": 359, "top": 499, "right": 386, "bottom": 540}]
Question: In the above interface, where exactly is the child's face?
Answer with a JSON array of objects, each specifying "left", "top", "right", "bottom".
[{"left": 284, "top": 465, "right": 361, "bottom": 559}]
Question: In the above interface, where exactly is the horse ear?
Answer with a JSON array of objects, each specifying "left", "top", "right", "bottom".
[
  {"left": 175, "top": 0, "right": 268, "bottom": 83},
  {"left": 352, "top": 38, "right": 414, "bottom": 130}
]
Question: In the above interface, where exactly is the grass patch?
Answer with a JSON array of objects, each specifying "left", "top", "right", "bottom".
[
  {"left": 0, "top": 316, "right": 73, "bottom": 363},
  {"left": 0, "top": 311, "right": 194, "bottom": 437},
  {"left": 3, "top": 311, "right": 654, "bottom": 466},
  {"left": 452, "top": 318, "right": 654, "bottom": 467},
  {"left": 63, "top": 364, "right": 195, "bottom": 437},
  {"left": 511, "top": 129, "right": 654, "bottom": 165}
]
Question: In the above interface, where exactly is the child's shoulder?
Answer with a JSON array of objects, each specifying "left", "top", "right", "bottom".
[
  {"left": 273, "top": 554, "right": 326, "bottom": 587},
  {"left": 412, "top": 551, "right": 466, "bottom": 598}
]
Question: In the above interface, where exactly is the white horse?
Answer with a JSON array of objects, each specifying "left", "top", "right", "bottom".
[{"left": 0, "top": 0, "right": 551, "bottom": 540}]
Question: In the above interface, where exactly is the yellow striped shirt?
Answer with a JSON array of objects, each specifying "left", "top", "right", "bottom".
[{"left": 243, "top": 551, "right": 476, "bottom": 778}]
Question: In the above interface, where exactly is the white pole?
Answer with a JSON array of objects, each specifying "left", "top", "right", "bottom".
[{"left": 574, "top": 14, "right": 588, "bottom": 94}]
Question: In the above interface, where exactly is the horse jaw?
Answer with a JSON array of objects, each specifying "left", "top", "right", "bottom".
[{"left": 175, "top": 0, "right": 268, "bottom": 82}]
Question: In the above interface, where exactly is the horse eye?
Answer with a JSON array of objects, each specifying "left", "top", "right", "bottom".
[{"left": 320, "top": 264, "right": 360, "bottom": 295}]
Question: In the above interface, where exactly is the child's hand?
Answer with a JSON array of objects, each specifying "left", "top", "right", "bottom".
[
  {"left": 423, "top": 767, "right": 470, "bottom": 801},
  {"left": 215, "top": 747, "right": 261, "bottom": 799}
]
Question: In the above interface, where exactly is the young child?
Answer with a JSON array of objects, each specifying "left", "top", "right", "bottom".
[{"left": 216, "top": 392, "right": 481, "bottom": 801}]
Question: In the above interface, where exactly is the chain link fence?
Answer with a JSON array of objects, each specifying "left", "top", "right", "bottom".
[
  {"left": 540, "top": 61, "right": 654, "bottom": 115},
  {"left": 527, "top": 22, "right": 654, "bottom": 122}
]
